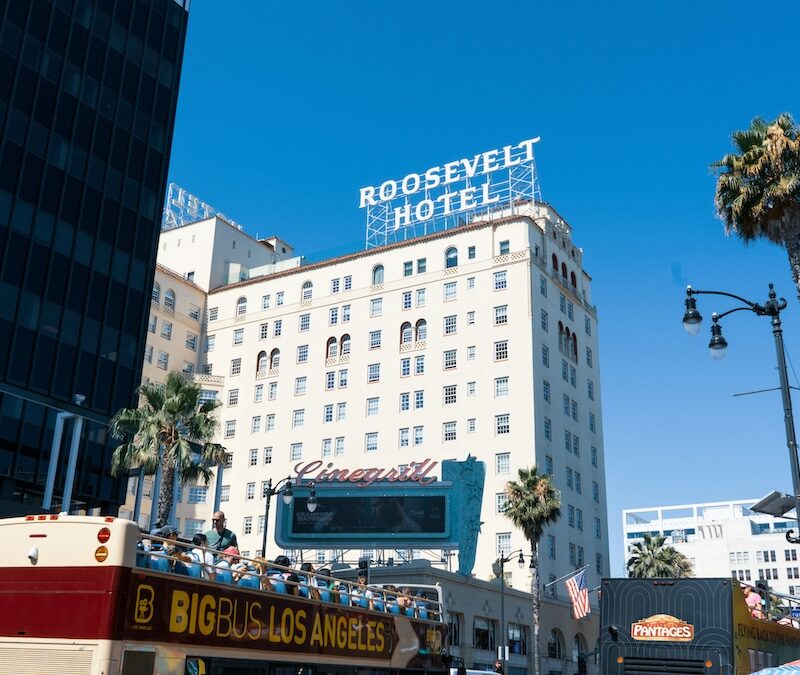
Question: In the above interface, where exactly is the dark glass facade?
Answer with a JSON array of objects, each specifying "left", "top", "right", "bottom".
[{"left": 0, "top": 0, "right": 189, "bottom": 515}]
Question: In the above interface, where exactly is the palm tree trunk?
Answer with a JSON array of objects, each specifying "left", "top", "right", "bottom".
[
  {"left": 158, "top": 456, "right": 175, "bottom": 527},
  {"left": 530, "top": 543, "right": 540, "bottom": 675},
  {"left": 785, "top": 220, "right": 800, "bottom": 302}
]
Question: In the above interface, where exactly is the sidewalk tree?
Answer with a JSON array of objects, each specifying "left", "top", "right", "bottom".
[
  {"left": 713, "top": 113, "right": 800, "bottom": 299},
  {"left": 109, "top": 371, "right": 225, "bottom": 527},
  {"left": 504, "top": 467, "right": 561, "bottom": 675}
]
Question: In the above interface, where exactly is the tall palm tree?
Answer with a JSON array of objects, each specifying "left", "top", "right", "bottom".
[
  {"left": 626, "top": 533, "right": 694, "bottom": 579},
  {"left": 110, "top": 371, "right": 226, "bottom": 527},
  {"left": 504, "top": 467, "right": 561, "bottom": 675},
  {"left": 712, "top": 113, "right": 800, "bottom": 299}
]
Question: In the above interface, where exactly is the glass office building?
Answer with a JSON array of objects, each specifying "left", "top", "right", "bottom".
[{"left": 0, "top": 0, "right": 189, "bottom": 514}]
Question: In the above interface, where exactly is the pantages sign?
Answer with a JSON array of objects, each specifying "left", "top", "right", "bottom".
[{"left": 359, "top": 137, "right": 540, "bottom": 235}]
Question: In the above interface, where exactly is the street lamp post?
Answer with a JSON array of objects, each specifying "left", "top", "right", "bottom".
[
  {"left": 261, "top": 477, "right": 318, "bottom": 557},
  {"left": 493, "top": 550, "right": 527, "bottom": 672},
  {"left": 682, "top": 283, "right": 800, "bottom": 539}
]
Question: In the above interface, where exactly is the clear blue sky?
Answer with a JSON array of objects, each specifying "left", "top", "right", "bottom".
[{"left": 167, "top": 2, "right": 800, "bottom": 575}]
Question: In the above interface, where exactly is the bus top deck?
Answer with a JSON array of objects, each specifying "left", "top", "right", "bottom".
[{"left": 0, "top": 514, "right": 448, "bottom": 675}]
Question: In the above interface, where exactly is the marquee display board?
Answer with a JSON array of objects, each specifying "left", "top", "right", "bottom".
[
  {"left": 274, "top": 458, "right": 485, "bottom": 575},
  {"left": 360, "top": 137, "right": 541, "bottom": 249}
]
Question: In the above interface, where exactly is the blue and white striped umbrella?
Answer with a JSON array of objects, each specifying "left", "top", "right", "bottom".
[{"left": 752, "top": 667, "right": 800, "bottom": 674}]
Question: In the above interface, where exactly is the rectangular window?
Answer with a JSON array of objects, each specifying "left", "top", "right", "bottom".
[
  {"left": 370, "top": 298, "right": 383, "bottom": 317},
  {"left": 230, "top": 358, "right": 242, "bottom": 375},
  {"left": 586, "top": 347, "right": 593, "bottom": 367},
  {"left": 299, "top": 314, "right": 310, "bottom": 332},
  {"left": 564, "top": 430, "right": 572, "bottom": 452},
  {"left": 401, "top": 358, "right": 411, "bottom": 377},
  {"left": 224, "top": 420, "right": 236, "bottom": 438},
  {"left": 467, "top": 310, "right": 475, "bottom": 325},
  {"left": 266, "top": 414, "right": 275, "bottom": 431},
  {"left": 592, "top": 481, "right": 600, "bottom": 502},
  {"left": 208, "top": 307, "right": 218, "bottom": 321},
  {"left": 495, "top": 452, "right": 510, "bottom": 474},
  {"left": 540, "top": 275, "right": 547, "bottom": 297},
  {"left": 343, "top": 305, "right": 352, "bottom": 322},
  {"left": 588, "top": 380, "right": 595, "bottom": 400},
  {"left": 189, "top": 304, "right": 201, "bottom": 321},
  {"left": 566, "top": 467, "right": 574, "bottom": 489},
  {"left": 264, "top": 447, "right": 273, "bottom": 464},
  {"left": 157, "top": 351, "right": 169, "bottom": 370},
  {"left": 292, "top": 409, "right": 305, "bottom": 428},
  {"left": 335, "top": 437, "right": 345, "bottom": 455},
  {"left": 403, "top": 261, "right": 413, "bottom": 277},
  {"left": 258, "top": 322, "right": 269, "bottom": 340},
  {"left": 402, "top": 291, "right": 412, "bottom": 310},
  {"left": 417, "top": 258, "right": 427, "bottom": 273},
  {"left": 290, "top": 443, "right": 303, "bottom": 461},
  {"left": 329, "top": 307, "right": 339, "bottom": 325},
  {"left": 443, "top": 350, "right": 457, "bottom": 369},
  {"left": 585, "top": 315, "right": 591, "bottom": 335},
  {"left": 414, "top": 390, "right": 424, "bottom": 409},
  {"left": 415, "top": 355, "right": 425, "bottom": 374},
  {"left": 562, "top": 359, "right": 569, "bottom": 382},
  {"left": 339, "top": 369, "right": 348, "bottom": 387},
  {"left": 575, "top": 472, "right": 582, "bottom": 494},
  {"left": 589, "top": 412, "right": 596, "bottom": 432},
  {"left": 409, "top": 425, "right": 423, "bottom": 446},
  {"left": 499, "top": 240, "right": 510, "bottom": 255},
  {"left": 276, "top": 292, "right": 284, "bottom": 306},
  {"left": 231, "top": 328, "right": 243, "bottom": 346},
  {"left": 544, "top": 417, "right": 551, "bottom": 440},
  {"left": 161, "top": 321, "right": 172, "bottom": 340},
  {"left": 297, "top": 345, "right": 309, "bottom": 363},
  {"left": 548, "top": 534, "right": 556, "bottom": 560},
  {"left": 205, "top": 335, "right": 216, "bottom": 352},
  {"left": 326, "top": 372, "right": 335, "bottom": 390},
  {"left": 366, "top": 397, "right": 379, "bottom": 416},
  {"left": 186, "top": 333, "right": 198, "bottom": 351},
  {"left": 540, "top": 309, "right": 548, "bottom": 332},
  {"left": 571, "top": 400, "right": 578, "bottom": 420},
  {"left": 337, "top": 402, "right": 347, "bottom": 421},
  {"left": 567, "top": 300, "right": 574, "bottom": 320},
  {"left": 595, "top": 517, "right": 602, "bottom": 539},
  {"left": 495, "top": 377, "right": 509, "bottom": 397},
  {"left": 560, "top": 293, "right": 566, "bottom": 314},
  {"left": 145, "top": 345, "right": 153, "bottom": 363},
  {"left": 368, "top": 363, "right": 380, "bottom": 382},
  {"left": 467, "top": 381, "right": 476, "bottom": 396},
  {"left": 444, "top": 282, "right": 457, "bottom": 301},
  {"left": 182, "top": 362, "right": 194, "bottom": 375},
  {"left": 268, "top": 382, "right": 278, "bottom": 400},
  {"left": 399, "top": 428, "right": 409, "bottom": 447},
  {"left": 542, "top": 345, "right": 550, "bottom": 367},
  {"left": 467, "top": 418, "right": 476, "bottom": 433},
  {"left": 570, "top": 366, "right": 576, "bottom": 387},
  {"left": 591, "top": 446, "right": 598, "bottom": 467},
  {"left": 148, "top": 314, "right": 157, "bottom": 333},
  {"left": 322, "top": 438, "right": 332, "bottom": 458},
  {"left": 573, "top": 435, "right": 580, "bottom": 456},
  {"left": 274, "top": 320, "right": 282, "bottom": 336},
  {"left": 494, "top": 340, "right": 508, "bottom": 361},
  {"left": 344, "top": 275, "right": 352, "bottom": 290},
  {"left": 495, "top": 494, "right": 508, "bottom": 515},
  {"left": 249, "top": 449, "right": 258, "bottom": 466},
  {"left": 227, "top": 389, "right": 239, "bottom": 406},
  {"left": 545, "top": 455, "right": 553, "bottom": 475},
  {"left": 467, "top": 276, "right": 475, "bottom": 290},
  {"left": 443, "top": 421, "right": 457, "bottom": 441},
  {"left": 220, "top": 485, "right": 230, "bottom": 502},
  {"left": 365, "top": 432, "right": 378, "bottom": 453},
  {"left": 496, "top": 532, "right": 511, "bottom": 558},
  {"left": 494, "top": 305, "right": 508, "bottom": 325},
  {"left": 323, "top": 404, "right": 334, "bottom": 423},
  {"left": 416, "top": 288, "right": 426, "bottom": 307},
  {"left": 444, "top": 385, "right": 457, "bottom": 405},
  {"left": 400, "top": 392, "right": 410, "bottom": 411},
  {"left": 444, "top": 315, "right": 457, "bottom": 334},
  {"left": 568, "top": 504, "right": 575, "bottom": 527},
  {"left": 543, "top": 380, "right": 551, "bottom": 402},
  {"left": 243, "top": 517, "right": 253, "bottom": 535},
  {"left": 369, "top": 330, "right": 382, "bottom": 349},
  {"left": 494, "top": 270, "right": 508, "bottom": 291},
  {"left": 563, "top": 394, "right": 570, "bottom": 416},
  {"left": 262, "top": 294, "right": 271, "bottom": 309},
  {"left": 468, "top": 245, "right": 477, "bottom": 259},
  {"left": 331, "top": 278, "right": 340, "bottom": 294}
]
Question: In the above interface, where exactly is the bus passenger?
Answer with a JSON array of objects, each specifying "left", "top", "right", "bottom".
[
  {"left": 742, "top": 584, "right": 765, "bottom": 619},
  {"left": 398, "top": 586, "right": 416, "bottom": 617},
  {"left": 298, "top": 562, "right": 321, "bottom": 600},
  {"left": 205, "top": 511, "right": 238, "bottom": 552},
  {"left": 384, "top": 585, "right": 401, "bottom": 614},
  {"left": 190, "top": 533, "right": 216, "bottom": 581},
  {"left": 267, "top": 555, "right": 300, "bottom": 595},
  {"left": 351, "top": 573, "right": 374, "bottom": 610},
  {"left": 214, "top": 546, "right": 239, "bottom": 584}
]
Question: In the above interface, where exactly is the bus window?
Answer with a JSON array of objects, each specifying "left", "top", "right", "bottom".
[{"left": 122, "top": 650, "right": 155, "bottom": 675}]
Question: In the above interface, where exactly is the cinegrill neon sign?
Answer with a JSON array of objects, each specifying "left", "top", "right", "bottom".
[{"left": 359, "top": 137, "right": 540, "bottom": 231}]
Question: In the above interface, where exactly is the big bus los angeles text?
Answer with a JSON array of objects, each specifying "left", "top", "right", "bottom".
[{"left": 0, "top": 515, "right": 448, "bottom": 675}]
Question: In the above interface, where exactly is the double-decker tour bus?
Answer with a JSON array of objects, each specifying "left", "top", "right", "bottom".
[
  {"left": 600, "top": 577, "right": 800, "bottom": 674},
  {"left": 0, "top": 515, "right": 448, "bottom": 675}
]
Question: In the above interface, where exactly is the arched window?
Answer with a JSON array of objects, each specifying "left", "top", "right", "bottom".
[
  {"left": 415, "top": 319, "right": 427, "bottom": 341},
  {"left": 236, "top": 296, "right": 248, "bottom": 316},
  {"left": 548, "top": 630, "right": 564, "bottom": 660},
  {"left": 445, "top": 247, "right": 458, "bottom": 269},
  {"left": 551, "top": 253, "right": 558, "bottom": 271},
  {"left": 372, "top": 265, "right": 384, "bottom": 284},
  {"left": 340, "top": 334, "right": 351, "bottom": 355},
  {"left": 164, "top": 289, "right": 175, "bottom": 310},
  {"left": 269, "top": 348, "right": 281, "bottom": 369},
  {"left": 570, "top": 271, "right": 577, "bottom": 289},
  {"left": 561, "top": 262, "right": 567, "bottom": 281},
  {"left": 302, "top": 281, "right": 313, "bottom": 301},
  {"left": 257, "top": 350, "right": 268, "bottom": 371},
  {"left": 152, "top": 282, "right": 160, "bottom": 303},
  {"left": 326, "top": 337, "right": 338, "bottom": 358},
  {"left": 572, "top": 634, "right": 586, "bottom": 662},
  {"left": 401, "top": 322, "right": 413, "bottom": 344}
]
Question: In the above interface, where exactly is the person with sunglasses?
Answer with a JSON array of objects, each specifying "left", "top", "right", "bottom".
[{"left": 204, "top": 511, "right": 238, "bottom": 552}]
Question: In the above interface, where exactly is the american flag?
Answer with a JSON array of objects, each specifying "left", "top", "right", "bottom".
[{"left": 566, "top": 569, "right": 591, "bottom": 620}]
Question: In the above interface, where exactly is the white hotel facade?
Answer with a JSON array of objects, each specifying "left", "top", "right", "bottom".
[{"left": 124, "top": 201, "right": 609, "bottom": 594}]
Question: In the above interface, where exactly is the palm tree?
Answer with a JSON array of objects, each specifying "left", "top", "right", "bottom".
[
  {"left": 626, "top": 533, "right": 694, "bottom": 579},
  {"left": 110, "top": 371, "right": 226, "bottom": 527},
  {"left": 712, "top": 113, "right": 800, "bottom": 299},
  {"left": 504, "top": 467, "right": 561, "bottom": 675}
]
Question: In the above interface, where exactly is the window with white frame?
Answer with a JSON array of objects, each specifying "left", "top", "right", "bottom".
[
  {"left": 248, "top": 448, "right": 258, "bottom": 466},
  {"left": 230, "top": 358, "right": 242, "bottom": 376},
  {"left": 227, "top": 389, "right": 239, "bottom": 406},
  {"left": 591, "top": 446, "right": 598, "bottom": 467},
  {"left": 325, "top": 371, "right": 335, "bottom": 390},
  {"left": 417, "top": 258, "right": 426, "bottom": 273},
  {"left": 274, "top": 320, "right": 282, "bottom": 336},
  {"left": 262, "top": 294, "right": 271, "bottom": 309},
  {"left": 443, "top": 421, "right": 457, "bottom": 441},
  {"left": 495, "top": 377, "right": 509, "bottom": 397},
  {"left": 585, "top": 315, "right": 591, "bottom": 335},
  {"left": 266, "top": 414, "right": 275, "bottom": 431},
  {"left": 401, "top": 358, "right": 410, "bottom": 377},
  {"left": 365, "top": 432, "right": 378, "bottom": 453},
  {"left": 188, "top": 486, "right": 207, "bottom": 504},
  {"left": 145, "top": 345, "right": 153, "bottom": 363},
  {"left": 589, "top": 412, "right": 596, "bottom": 432},
  {"left": 233, "top": 328, "right": 244, "bottom": 345},
  {"left": 292, "top": 409, "right": 305, "bottom": 428},
  {"left": 494, "top": 340, "right": 508, "bottom": 361},
  {"left": 323, "top": 404, "right": 333, "bottom": 423},
  {"left": 444, "top": 315, "right": 457, "bottom": 335},
  {"left": 342, "top": 305, "right": 351, "bottom": 322},
  {"left": 344, "top": 275, "right": 352, "bottom": 290},
  {"left": 399, "top": 428, "right": 409, "bottom": 447},
  {"left": 208, "top": 307, "right": 218, "bottom": 321},
  {"left": 276, "top": 291, "right": 284, "bottom": 306},
  {"left": 467, "top": 418, "right": 476, "bottom": 433},
  {"left": 243, "top": 517, "right": 253, "bottom": 534},
  {"left": 290, "top": 443, "right": 303, "bottom": 461},
  {"left": 467, "top": 346, "right": 476, "bottom": 360},
  {"left": 366, "top": 397, "right": 379, "bottom": 416},
  {"left": 297, "top": 345, "right": 309, "bottom": 363},
  {"left": 251, "top": 416, "right": 261, "bottom": 433},
  {"left": 495, "top": 452, "right": 510, "bottom": 474},
  {"left": 161, "top": 321, "right": 172, "bottom": 340},
  {"left": 586, "top": 347, "right": 593, "bottom": 367},
  {"left": 189, "top": 304, "right": 200, "bottom": 321},
  {"left": 157, "top": 351, "right": 169, "bottom": 370},
  {"left": 268, "top": 382, "right": 278, "bottom": 401},
  {"left": 496, "top": 532, "right": 512, "bottom": 557},
  {"left": 403, "top": 261, "right": 413, "bottom": 277},
  {"left": 443, "top": 385, "right": 457, "bottom": 405},
  {"left": 339, "top": 369, "right": 348, "bottom": 387},
  {"left": 264, "top": 446, "right": 273, "bottom": 464},
  {"left": 259, "top": 323, "right": 269, "bottom": 340},
  {"left": 370, "top": 298, "right": 383, "bottom": 317},
  {"left": 496, "top": 414, "right": 510, "bottom": 435},
  {"left": 329, "top": 307, "right": 338, "bottom": 325},
  {"left": 588, "top": 380, "right": 594, "bottom": 400},
  {"left": 415, "top": 355, "right": 425, "bottom": 374},
  {"left": 148, "top": 314, "right": 157, "bottom": 333},
  {"left": 399, "top": 392, "right": 410, "bottom": 411},
  {"left": 295, "top": 376, "right": 307, "bottom": 395},
  {"left": 369, "top": 330, "right": 382, "bottom": 349},
  {"left": 494, "top": 271, "right": 507, "bottom": 290},
  {"left": 205, "top": 334, "right": 215, "bottom": 352},
  {"left": 302, "top": 281, "right": 313, "bottom": 301},
  {"left": 220, "top": 485, "right": 230, "bottom": 502},
  {"left": 368, "top": 363, "right": 380, "bottom": 382},
  {"left": 330, "top": 278, "right": 340, "bottom": 294},
  {"left": 541, "top": 309, "right": 548, "bottom": 332},
  {"left": 416, "top": 288, "right": 426, "bottom": 307},
  {"left": 337, "top": 402, "right": 346, "bottom": 421},
  {"left": 467, "top": 310, "right": 475, "bottom": 325},
  {"left": 467, "top": 276, "right": 475, "bottom": 290},
  {"left": 186, "top": 333, "right": 197, "bottom": 351},
  {"left": 544, "top": 417, "right": 551, "bottom": 440},
  {"left": 299, "top": 314, "right": 310, "bottom": 332},
  {"left": 443, "top": 350, "right": 457, "bottom": 369},
  {"left": 467, "top": 381, "right": 476, "bottom": 396},
  {"left": 335, "top": 437, "right": 345, "bottom": 455},
  {"left": 443, "top": 282, "right": 457, "bottom": 301},
  {"left": 322, "top": 438, "right": 332, "bottom": 457},
  {"left": 414, "top": 390, "right": 424, "bottom": 409},
  {"left": 413, "top": 426, "right": 424, "bottom": 446},
  {"left": 543, "top": 380, "right": 551, "bottom": 402},
  {"left": 542, "top": 345, "right": 549, "bottom": 367},
  {"left": 402, "top": 292, "right": 412, "bottom": 310},
  {"left": 224, "top": 420, "right": 236, "bottom": 438}
]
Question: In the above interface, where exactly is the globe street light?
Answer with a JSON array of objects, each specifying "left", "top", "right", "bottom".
[
  {"left": 261, "top": 477, "right": 317, "bottom": 556},
  {"left": 682, "top": 284, "right": 800, "bottom": 541}
]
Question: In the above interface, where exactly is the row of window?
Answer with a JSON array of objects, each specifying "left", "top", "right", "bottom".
[
  {"left": 543, "top": 444, "right": 600, "bottom": 472},
  {"left": 147, "top": 315, "right": 199, "bottom": 349},
  {"left": 152, "top": 284, "right": 201, "bottom": 320}
]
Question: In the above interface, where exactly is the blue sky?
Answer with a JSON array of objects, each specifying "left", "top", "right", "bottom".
[{"left": 167, "top": 2, "right": 800, "bottom": 574}]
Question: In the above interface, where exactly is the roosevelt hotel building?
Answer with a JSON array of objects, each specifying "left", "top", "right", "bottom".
[{"left": 127, "top": 200, "right": 609, "bottom": 593}]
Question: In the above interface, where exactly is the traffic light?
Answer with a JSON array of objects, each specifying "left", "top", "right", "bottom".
[{"left": 755, "top": 579, "right": 770, "bottom": 614}]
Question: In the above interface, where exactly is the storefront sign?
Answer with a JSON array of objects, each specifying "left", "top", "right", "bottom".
[
  {"left": 293, "top": 459, "right": 438, "bottom": 487},
  {"left": 631, "top": 614, "right": 695, "bottom": 642}
]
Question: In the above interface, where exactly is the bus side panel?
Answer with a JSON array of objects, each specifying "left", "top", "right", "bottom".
[
  {"left": 0, "top": 566, "right": 126, "bottom": 640},
  {"left": 731, "top": 590, "right": 800, "bottom": 674}
]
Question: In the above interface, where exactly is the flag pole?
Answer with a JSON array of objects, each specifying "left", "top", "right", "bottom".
[{"left": 543, "top": 564, "right": 589, "bottom": 588}]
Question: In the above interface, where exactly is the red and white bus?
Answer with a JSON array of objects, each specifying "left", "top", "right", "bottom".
[{"left": 0, "top": 515, "right": 448, "bottom": 675}]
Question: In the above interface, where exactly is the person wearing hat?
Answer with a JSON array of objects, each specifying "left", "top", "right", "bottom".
[{"left": 205, "top": 511, "right": 238, "bottom": 552}]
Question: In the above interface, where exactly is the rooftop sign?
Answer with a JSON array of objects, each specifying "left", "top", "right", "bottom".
[{"left": 361, "top": 137, "right": 541, "bottom": 249}]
